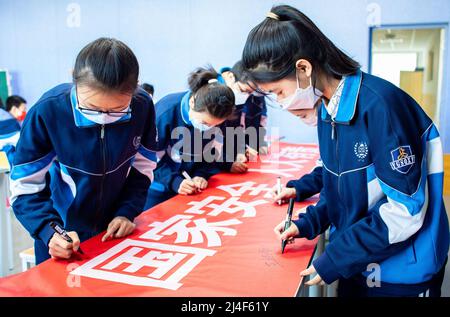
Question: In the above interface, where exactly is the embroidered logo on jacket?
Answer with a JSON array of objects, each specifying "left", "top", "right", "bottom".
[
  {"left": 133, "top": 136, "right": 142, "bottom": 149},
  {"left": 390, "top": 146, "right": 415, "bottom": 174},
  {"left": 354, "top": 142, "right": 368, "bottom": 161}
]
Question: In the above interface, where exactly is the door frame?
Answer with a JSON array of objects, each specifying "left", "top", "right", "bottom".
[
  {"left": 368, "top": 23, "right": 449, "bottom": 128},
  {"left": 368, "top": 22, "right": 448, "bottom": 73}
]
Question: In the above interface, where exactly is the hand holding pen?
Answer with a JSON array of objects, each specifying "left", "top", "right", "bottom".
[
  {"left": 178, "top": 171, "right": 208, "bottom": 195},
  {"left": 270, "top": 182, "right": 297, "bottom": 205},
  {"left": 274, "top": 198, "right": 300, "bottom": 253},
  {"left": 245, "top": 145, "right": 259, "bottom": 162},
  {"left": 48, "top": 222, "right": 83, "bottom": 260}
]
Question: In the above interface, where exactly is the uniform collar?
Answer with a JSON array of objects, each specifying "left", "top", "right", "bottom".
[
  {"left": 70, "top": 86, "right": 132, "bottom": 128},
  {"left": 217, "top": 67, "right": 229, "bottom": 84},
  {"left": 323, "top": 76, "right": 345, "bottom": 119},
  {"left": 321, "top": 69, "right": 362, "bottom": 124},
  {"left": 0, "top": 108, "right": 14, "bottom": 121},
  {"left": 180, "top": 91, "right": 193, "bottom": 126}
]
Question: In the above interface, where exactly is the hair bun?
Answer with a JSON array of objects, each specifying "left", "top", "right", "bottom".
[
  {"left": 218, "top": 95, "right": 229, "bottom": 105},
  {"left": 188, "top": 66, "right": 220, "bottom": 93}
]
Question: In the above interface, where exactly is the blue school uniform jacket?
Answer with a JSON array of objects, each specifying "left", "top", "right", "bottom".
[
  {"left": 149, "top": 91, "right": 233, "bottom": 195},
  {"left": 220, "top": 102, "right": 246, "bottom": 163},
  {"left": 293, "top": 70, "right": 449, "bottom": 285},
  {"left": 218, "top": 67, "right": 267, "bottom": 150},
  {"left": 287, "top": 166, "right": 323, "bottom": 201},
  {"left": 10, "top": 84, "right": 158, "bottom": 248},
  {"left": 0, "top": 108, "right": 21, "bottom": 164},
  {"left": 242, "top": 95, "right": 268, "bottom": 149}
]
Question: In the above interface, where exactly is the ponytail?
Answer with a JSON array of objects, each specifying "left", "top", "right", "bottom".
[
  {"left": 242, "top": 5, "right": 360, "bottom": 85},
  {"left": 187, "top": 65, "right": 235, "bottom": 119}
]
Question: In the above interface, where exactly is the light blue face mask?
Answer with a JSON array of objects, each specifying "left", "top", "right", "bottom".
[
  {"left": 252, "top": 91, "right": 265, "bottom": 97},
  {"left": 188, "top": 109, "right": 214, "bottom": 132},
  {"left": 78, "top": 105, "right": 130, "bottom": 125}
]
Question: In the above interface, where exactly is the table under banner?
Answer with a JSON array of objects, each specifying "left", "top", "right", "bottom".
[{"left": 0, "top": 143, "right": 320, "bottom": 296}]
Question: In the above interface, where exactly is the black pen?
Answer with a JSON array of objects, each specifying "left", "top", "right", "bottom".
[
  {"left": 49, "top": 222, "right": 84, "bottom": 254},
  {"left": 281, "top": 198, "right": 295, "bottom": 254}
]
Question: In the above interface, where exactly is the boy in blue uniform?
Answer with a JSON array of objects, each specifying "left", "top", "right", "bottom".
[
  {"left": 0, "top": 95, "right": 27, "bottom": 164},
  {"left": 5, "top": 95, "right": 27, "bottom": 124},
  {"left": 243, "top": 5, "right": 449, "bottom": 297},
  {"left": 11, "top": 38, "right": 158, "bottom": 264},
  {"left": 145, "top": 66, "right": 238, "bottom": 209}
]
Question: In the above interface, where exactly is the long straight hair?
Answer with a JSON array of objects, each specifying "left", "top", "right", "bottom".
[{"left": 242, "top": 5, "right": 360, "bottom": 87}]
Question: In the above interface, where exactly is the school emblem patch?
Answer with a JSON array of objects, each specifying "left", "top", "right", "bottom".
[
  {"left": 390, "top": 145, "right": 415, "bottom": 174},
  {"left": 354, "top": 142, "right": 368, "bottom": 161},
  {"left": 133, "top": 136, "right": 142, "bottom": 149}
]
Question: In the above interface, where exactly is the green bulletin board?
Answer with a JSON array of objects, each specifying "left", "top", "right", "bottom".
[{"left": 0, "top": 70, "right": 11, "bottom": 107}]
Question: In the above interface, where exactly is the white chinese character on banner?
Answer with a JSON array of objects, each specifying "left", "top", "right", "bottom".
[
  {"left": 140, "top": 214, "right": 242, "bottom": 247},
  {"left": 70, "top": 239, "right": 216, "bottom": 290},
  {"left": 217, "top": 181, "right": 273, "bottom": 199},
  {"left": 184, "top": 196, "right": 267, "bottom": 218},
  {"left": 102, "top": 247, "right": 186, "bottom": 279},
  {"left": 248, "top": 160, "right": 309, "bottom": 177},
  {"left": 270, "top": 146, "right": 319, "bottom": 160}
]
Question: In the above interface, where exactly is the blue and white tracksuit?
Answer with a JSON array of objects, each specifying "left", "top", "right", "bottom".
[
  {"left": 145, "top": 91, "right": 233, "bottom": 208},
  {"left": 10, "top": 84, "right": 158, "bottom": 263},
  {"left": 218, "top": 67, "right": 267, "bottom": 151},
  {"left": 293, "top": 70, "right": 449, "bottom": 287},
  {"left": 0, "top": 108, "right": 21, "bottom": 165},
  {"left": 287, "top": 166, "right": 323, "bottom": 202},
  {"left": 241, "top": 95, "right": 268, "bottom": 150}
]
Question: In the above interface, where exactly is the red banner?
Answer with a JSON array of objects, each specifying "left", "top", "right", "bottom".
[{"left": 0, "top": 143, "right": 320, "bottom": 297}]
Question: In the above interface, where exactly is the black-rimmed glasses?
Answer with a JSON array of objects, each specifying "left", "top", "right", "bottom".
[{"left": 75, "top": 86, "right": 132, "bottom": 117}]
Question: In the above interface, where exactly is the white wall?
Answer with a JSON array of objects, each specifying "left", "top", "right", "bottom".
[{"left": 0, "top": 0, "right": 449, "bottom": 148}]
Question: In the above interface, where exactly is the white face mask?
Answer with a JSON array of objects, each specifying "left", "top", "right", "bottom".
[
  {"left": 299, "top": 108, "right": 318, "bottom": 126},
  {"left": 252, "top": 91, "right": 265, "bottom": 97},
  {"left": 78, "top": 105, "right": 130, "bottom": 125},
  {"left": 278, "top": 75, "right": 322, "bottom": 110},
  {"left": 188, "top": 109, "right": 213, "bottom": 132},
  {"left": 233, "top": 86, "right": 250, "bottom": 105}
]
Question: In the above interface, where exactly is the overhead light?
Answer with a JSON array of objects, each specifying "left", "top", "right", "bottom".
[
  {"left": 385, "top": 33, "right": 396, "bottom": 39},
  {"left": 380, "top": 38, "right": 404, "bottom": 44}
]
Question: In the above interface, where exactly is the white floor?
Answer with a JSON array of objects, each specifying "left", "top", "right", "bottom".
[{"left": 6, "top": 212, "right": 34, "bottom": 276}]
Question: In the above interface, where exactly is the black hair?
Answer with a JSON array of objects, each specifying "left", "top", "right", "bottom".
[
  {"left": 188, "top": 65, "right": 235, "bottom": 119},
  {"left": 230, "top": 61, "right": 246, "bottom": 82},
  {"left": 141, "top": 83, "right": 154, "bottom": 96},
  {"left": 6, "top": 95, "right": 27, "bottom": 112},
  {"left": 220, "top": 61, "right": 251, "bottom": 83},
  {"left": 230, "top": 60, "right": 260, "bottom": 91},
  {"left": 73, "top": 37, "right": 139, "bottom": 94},
  {"left": 0, "top": 97, "right": 3, "bottom": 109},
  {"left": 242, "top": 5, "right": 360, "bottom": 85}
]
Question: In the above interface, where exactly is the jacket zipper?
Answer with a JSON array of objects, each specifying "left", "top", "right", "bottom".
[
  {"left": 331, "top": 120, "right": 341, "bottom": 198},
  {"left": 94, "top": 124, "right": 106, "bottom": 232}
]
